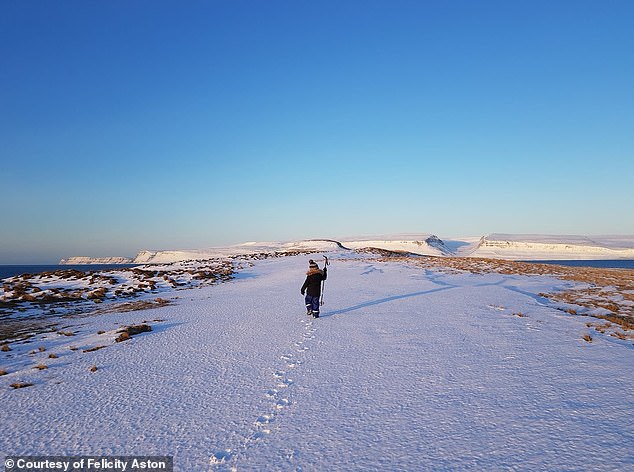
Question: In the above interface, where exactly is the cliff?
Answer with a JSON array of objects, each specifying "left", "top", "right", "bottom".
[{"left": 468, "top": 234, "right": 634, "bottom": 260}]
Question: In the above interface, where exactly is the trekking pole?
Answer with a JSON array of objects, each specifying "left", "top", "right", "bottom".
[{"left": 320, "top": 255, "right": 329, "bottom": 306}]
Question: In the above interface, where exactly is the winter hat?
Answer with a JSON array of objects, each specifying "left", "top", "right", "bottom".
[{"left": 309, "top": 259, "right": 318, "bottom": 269}]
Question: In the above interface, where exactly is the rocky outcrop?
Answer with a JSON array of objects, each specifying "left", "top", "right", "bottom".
[{"left": 342, "top": 234, "right": 452, "bottom": 256}]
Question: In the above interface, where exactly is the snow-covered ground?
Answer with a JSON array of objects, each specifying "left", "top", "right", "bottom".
[{"left": 2, "top": 251, "right": 633, "bottom": 471}]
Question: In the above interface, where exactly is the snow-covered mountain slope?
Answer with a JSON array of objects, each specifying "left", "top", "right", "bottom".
[
  {"left": 59, "top": 233, "right": 634, "bottom": 265},
  {"left": 132, "top": 240, "right": 342, "bottom": 264},
  {"left": 59, "top": 256, "right": 133, "bottom": 265},
  {"left": 2, "top": 253, "right": 632, "bottom": 471},
  {"left": 340, "top": 233, "right": 452, "bottom": 256},
  {"left": 469, "top": 234, "right": 634, "bottom": 260}
]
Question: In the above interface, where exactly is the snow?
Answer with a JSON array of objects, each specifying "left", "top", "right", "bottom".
[
  {"left": 469, "top": 234, "right": 634, "bottom": 260},
  {"left": 2, "top": 252, "right": 633, "bottom": 471},
  {"left": 486, "top": 233, "right": 634, "bottom": 248},
  {"left": 0, "top": 260, "right": 233, "bottom": 326},
  {"left": 59, "top": 234, "right": 634, "bottom": 265},
  {"left": 130, "top": 240, "right": 341, "bottom": 264},
  {"left": 59, "top": 256, "right": 133, "bottom": 265},
  {"left": 338, "top": 233, "right": 452, "bottom": 256}
]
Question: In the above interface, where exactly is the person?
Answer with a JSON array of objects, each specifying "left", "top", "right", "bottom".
[{"left": 301, "top": 259, "right": 327, "bottom": 318}]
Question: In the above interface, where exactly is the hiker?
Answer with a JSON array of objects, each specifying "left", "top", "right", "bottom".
[{"left": 301, "top": 259, "right": 327, "bottom": 318}]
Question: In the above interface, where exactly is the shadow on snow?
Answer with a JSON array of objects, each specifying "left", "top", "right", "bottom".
[{"left": 322, "top": 286, "right": 457, "bottom": 317}]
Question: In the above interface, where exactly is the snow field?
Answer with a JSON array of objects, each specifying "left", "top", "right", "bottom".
[{"left": 2, "top": 253, "right": 633, "bottom": 471}]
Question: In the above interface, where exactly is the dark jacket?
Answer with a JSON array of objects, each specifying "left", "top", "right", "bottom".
[{"left": 301, "top": 267, "right": 327, "bottom": 297}]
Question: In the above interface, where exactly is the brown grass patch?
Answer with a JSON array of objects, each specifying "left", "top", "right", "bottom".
[
  {"left": 389, "top": 255, "right": 634, "bottom": 339},
  {"left": 1, "top": 344, "right": 11, "bottom": 352},
  {"left": 115, "top": 331, "right": 130, "bottom": 343},
  {"left": 115, "top": 324, "right": 152, "bottom": 343},
  {"left": 92, "top": 298, "right": 172, "bottom": 316},
  {"left": 34, "top": 363, "right": 48, "bottom": 370},
  {"left": 594, "top": 313, "right": 634, "bottom": 331},
  {"left": 87, "top": 287, "right": 108, "bottom": 299},
  {"left": 89, "top": 365, "right": 97, "bottom": 372},
  {"left": 38, "top": 346, "right": 46, "bottom": 352},
  {"left": 513, "top": 312, "right": 527, "bottom": 318},
  {"left": 0, "top": 369, "right": 7, "bottom": 376},
  {"left": 57, "top": 330, "right": 75, "bottom": 337},
  {"left": 10, "top": 382, "right": 34, "bottom": 389},
  {"left": 125, "top": 324, "right": 152, "bottom": 336},
  {"left": 48, "top": 353, "right": 58, "bottom": 359},
  {"left": 582, "top": 334, "right": 593, "bottom": 343},
  {"left": 83, "top": 345, "right": 106, "bottom": 353}
]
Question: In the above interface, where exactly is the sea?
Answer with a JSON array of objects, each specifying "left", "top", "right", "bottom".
[{"left": 0, "top": 264, "right": 140, "bottom": 280}]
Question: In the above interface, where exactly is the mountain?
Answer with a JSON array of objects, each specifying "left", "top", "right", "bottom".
[
  {"left": 467, "top": 234, "right": 634, "bottom": 260},
  {"left": 131, "top": 240, "right": 343, "bottom": 264},
  {"left": 59, "top": 233, "right": 634, "bottom": 264},
  {"left": 339, "top": 233, "right": 452, "bottom": 256},
  {"left": 130, "top": 235, "right": 452, "bottom": 263}
]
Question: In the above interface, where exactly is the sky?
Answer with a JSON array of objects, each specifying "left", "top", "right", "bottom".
[{"left": 1, "top": 1, "right": 633, "bottom": 263}]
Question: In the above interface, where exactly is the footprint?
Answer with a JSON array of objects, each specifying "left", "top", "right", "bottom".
[
  {"left": 251, "top": 430, "right": 271, "bottom": 441},
  {"left": 255, "top": 414, "right": 274, "bottom": 425},
  {"left": 273, "top": 371, "right": 286, "bottom": 379},
  {"left": 281, "top": 354, "right": 293, "bottom": 361},
  {"left": 275, "top": 398, "right": 290, "bottom": 409},
  {"left": 282, "top": 448, "right": 297, "bottom": 460},
  {"left": 265, "top": 389, "right": 278, "bottom": 398},
  {"left": 278, "top": 378, "right": 293, "bottom": 388},
  {"left": 209, "top": 449, "right": 232, "bottom": 465}
]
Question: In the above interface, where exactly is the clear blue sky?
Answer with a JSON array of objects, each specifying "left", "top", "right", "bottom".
[{"left": 2, "top": 1, "right": 633, "bottom": 263}]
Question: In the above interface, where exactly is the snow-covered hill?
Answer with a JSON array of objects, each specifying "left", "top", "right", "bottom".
[
  {"left": 59, "top": 233, "right": 634, "bottom": 265},
  {"left": 340, "top": 233, "right": 453, "bottom": 256},
  {"left": 59, "top": 256, "right": 133, "bottom": 265},
  {"left": 132, "top": 240, "right": 342, "bottom": 264},
  {"left": 129, "top": 236, "right": 451, "bottom": 264},
  {"left": 468, "top": 234, "right": 634, "bottom": 260}
]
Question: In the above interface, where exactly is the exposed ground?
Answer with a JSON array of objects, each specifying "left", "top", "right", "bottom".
[
  {"left": 0, "top": 250, "right": 316, "bottom": 343},
  {"left": 363, "top": 248, "right": 634, "bottom": 340}
]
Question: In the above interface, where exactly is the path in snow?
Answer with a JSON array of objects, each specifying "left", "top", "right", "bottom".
[{"left": 1, "top": 253, "right": 633, "bottom": 471}]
